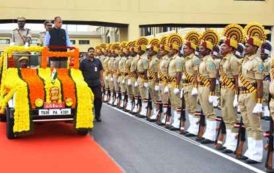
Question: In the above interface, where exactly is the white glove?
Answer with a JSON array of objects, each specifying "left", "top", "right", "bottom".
[
  {"left": 180, "top": 88, "right": 184, "bottom": 98},
  {"left": 122, "top": 80, "right": 125, "bottom": 84},
  {"left": 209, "top": 95, "right": 219, "bottom": 106},
  {"left": 216, "top": 80, "right": 220, "bottom": 85},
  {"left": 263, "top": 105, "right": 270, "bottom": 117},
  {"left": 233, "top": 95, "right": 238, "bottom": 107},
  {"left": 111, "top": 78, "right": 114, "bottom": 81},
  {"left": 24, "top": 42, "right": 29, "bottom": 47},
  {"left": 127, "top": 79, "right": 131, "bottom": 86},
  {"left": 212, "top": 97, "right": 219, "bottom": 107},
  {"left": 173, "top": 88, "right": 180, "bottom": 95},
  {"left": 144, "top": 82, "right": 149, "bottom": 88},
  {"left": 134, "top": 81, "right": 138, "bottom": 87},
  {"left": 164, "top": 86, "right": 169, "bottom": 93},
  {"left": 191, "top": 88, "right": 198, "bottom": 96},
  {"left": 252, "top": 103, "right": 263, "bottom": 113},
  {"left": 154, "top": 85, "right": 160, "bottom": 91}
]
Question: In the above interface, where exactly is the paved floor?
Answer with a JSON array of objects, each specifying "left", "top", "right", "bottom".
[{"left": 92, "top": 104, "right": 270, "bottom": 173}]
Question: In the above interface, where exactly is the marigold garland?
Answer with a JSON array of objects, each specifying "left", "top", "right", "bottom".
[
  {"left": 20, "top": 68, "right": 45, "bottom": 109},
  {"left": 70, "top": 68, "right": 94, "bottom": 129},
  {"left": 0, "top": 68, "right": 30, "bottom": 133},
  {"left": 38, "top": 68, "right": 62, "bottom": 104},
  {"left": 57, "top": 68, "right": 76, "bottom": 108}
]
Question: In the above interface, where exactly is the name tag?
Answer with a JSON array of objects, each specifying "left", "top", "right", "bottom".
[{"left": 95, "top": 67, "right": 98, "bottom": 72}]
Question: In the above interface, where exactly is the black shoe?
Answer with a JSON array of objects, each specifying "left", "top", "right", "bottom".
[
  {"left": 185, "top": 133, "right": 196, "bottom": 137},
  {"left": 201, "top": 139, "right": 214, "bottom": 144},
  {"left": 95, "top": 117, "right": 102, "bottom": 122},
  {"left": 169, "top": 126, "right": 179, "bottom": 131},
  {"left": 195, "top": 137, "right": 204, "bottom": 142},
  {"left": 215, "top": 145, "right": 226, "bottom": 151},
  {"left": 222, "top": 149, "right": 233, "bottom": 153},
  {"left": 236, "top": 155, "right": 248, "bottom": 160},
  {"left": 246, "top": 159, "right": 259, "bottom": 164}
]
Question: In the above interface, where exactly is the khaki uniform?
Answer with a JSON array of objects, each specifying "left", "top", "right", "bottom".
[
  {"left": 238, "top": 54, "right": 264, "bottom": 140},
  {"left": 113, "top": 56, "right": 121, "bottom": 93},
  {"left": 119, "top": 56, "right": 128, "bottom": 94},
  {"left": 183, "top": 54, "right": 200, "bottom": 135},
  {"left": 182, "top": 54, "right": 200, "bottom": 114},
  {"left": 159, "top": 56, "right": 171, "bottom": 107},
  {"left": 198, "top": 55, "right": 217, "bottom": 141},
  {"left": 219, "top": 54, "right": 241, "bottom": 133},
  {"left": 238, "top": 54, "right": 264, "bottom": 162},
  {"left": 137, "top": 54, "right": 149, "bottom": 100},
  {"left": 107, "top": 57, "right": 115, "bottom": 93},
  {"left": 12, "top": 28, "right": 32, "bottom": 46},
  {"left": 12, "top": 28, "right": 32, "bottom": 66},
  {"left": 198, "top": 55, "right": 217, "bottom": 120},
  {"left": 125, "top": 56, "right": 134, "bottom": 98},
  {"left": 168, "top": 55, "right": 184, "bottom": 110},
  {"left": 130, "top": 55, "right": 140, "bottom": 98},
  {"left": 102, "top": 56, "right": 110, "bottom": 101},
  {"left": 148, "top": 56, "right": 160, "bottom": 103},
  {"left": 219, "top": 53, "right": 241, "bottom": 151}
]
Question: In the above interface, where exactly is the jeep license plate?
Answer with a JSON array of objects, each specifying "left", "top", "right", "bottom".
[{"left": 38, "top": 109, "right": 71, "bottom": 116}]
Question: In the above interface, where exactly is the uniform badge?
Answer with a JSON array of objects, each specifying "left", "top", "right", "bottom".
[
  {"left": 258, "top": 64, "right": 264, "bottom": 72},
  {"left": 208, "top": 61, "right": 215, "bottom": 70}
]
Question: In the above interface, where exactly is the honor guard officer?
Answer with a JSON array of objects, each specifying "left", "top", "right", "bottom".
[
  {"left": 237, "top": 22, "right": 266, "bottom": 163},
  {"left": 182, "top": 31, "right": 201, "bottom": 136},
  {"left": 136, "top": 38, "right": 149, "bottom": 118},
  {"left": 165, "top": 34, "right": 184, "bottom": 131},
  {"left": 125, "top": 42, "right": 136, "bottom": 112},
  {"left": 219, "top": 24, "right": 244, "bottom": 153},
  {"left": 197, "top": 29, "right": 219, "bottom": 144},
  {"left": 146, "top": 39, "right": 160, "bottom": 121},
  {"left": 158, "top": 37, "right": 171, "bottom": 125}
]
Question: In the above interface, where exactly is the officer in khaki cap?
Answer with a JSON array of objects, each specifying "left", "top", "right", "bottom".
[
  {"left": 165, "top": 34, "right": 184, "bottom": 130},
  {"left": 237, "top": 22, "right": 266, "bottom": 163},
  {"left": 146, "top": 39, "right": 160, "bottom": 121},
  {"left": 219, "top": 24, "right": 244, "bottom": 153},
  {"left": 125, "top": 42, "right": 136, "bottom": 112},
  {"left": 182, "top": 31, "right": 201, "bottom": 136},
  {"left": 130, "top": 44, "right": 140, "bottom": 114},
  {"left": 157, "top": 38, "right": 171, "bottom": 125},
  {"left": 136, "top": 38, "right": 149, "bottom": 118},
  {"left": 12, "top": 17, "right": 32, "bottom": 46},
  {"left": 197, "top": 29, "right": 219, "bottom": 144},
  {"left": 112, "top": 45, "right": 121, "bottom": 107},
  {"left": 118, "top": 43, "right": 129, "bottom": 108},
  {"left": 107, "top": 47, "right": 115, "bottom": 105}
]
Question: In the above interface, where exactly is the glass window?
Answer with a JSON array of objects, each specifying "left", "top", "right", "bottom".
[
  {"left": 79, "top": 40, "right": 90, "bottom": 45},
  {"left": 0, "top": 39, "right": 10, "bottom": 44},
  {"left": 70, "top": 40, "right": 76, "bottom": 45}
]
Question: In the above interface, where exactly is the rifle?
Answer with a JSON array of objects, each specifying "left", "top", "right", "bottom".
[
  {"left": 179, "top": 90, "right": 186, "bottom": 134},
  {"left": 214, "top": 117, "right": 226, "bottom": 149},
  {"left": 265, "top": 94, "right": 273, "bottom": 172},
  {"left": 196, "top": 110, "right": 205, "bottom": 141},
  {"left": 165, "top": 99, "right": 172, "bottom": 128},
  {"left": 147, "top": 90, "right": 153, "bottom": 121},
  {"left": 234, "top": 116, "right": 246, "bottom": 159}
]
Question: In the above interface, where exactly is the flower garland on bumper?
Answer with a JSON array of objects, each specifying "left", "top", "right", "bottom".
[
  {"left": 70, "top": 69, "right": 94, "bottom": 129},
  {"left": 0, "top": 68, "right": 30, "bottom": 133}
]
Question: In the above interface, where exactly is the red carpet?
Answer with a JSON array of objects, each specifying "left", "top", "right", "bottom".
[{"left": 0, "top": 122, "right": 123, "bottom": 173}]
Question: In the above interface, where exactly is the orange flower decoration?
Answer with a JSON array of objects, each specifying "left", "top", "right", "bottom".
[
  {"left": 57, "top": 68, "right": 77, "bottom": 108},
  {"left": 20, "top": 68, "right": 45, "bottom": 109}
]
